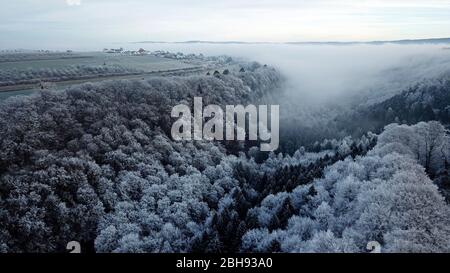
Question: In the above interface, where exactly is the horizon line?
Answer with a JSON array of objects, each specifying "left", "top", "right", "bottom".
[{"left": 132, "top": 37, "right": 450, "bottom": 45}]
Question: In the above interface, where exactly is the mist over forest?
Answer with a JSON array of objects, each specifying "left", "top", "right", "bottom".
[
  {"left": 0, "top": 43, "right": 450, "bottom": 253},
  {"left": 151, "top": 43, "right": 450, "bottom": 151}
]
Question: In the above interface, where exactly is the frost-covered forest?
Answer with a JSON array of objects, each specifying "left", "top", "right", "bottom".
[{"left": 0, "top": 55, "right": 449, "bottom": 253}]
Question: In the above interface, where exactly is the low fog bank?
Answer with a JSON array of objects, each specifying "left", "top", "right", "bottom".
[
  {"left": 131, "top": 43, "right": 450, "bottom": 149},
  {"left": 131, "top": 43, "right": 450, "bottom": 105}
]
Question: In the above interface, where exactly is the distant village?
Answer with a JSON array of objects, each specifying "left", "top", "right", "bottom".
[
  {"left": 102, "top": 47, "right": 234, "bottom": 64},
  {"left": 102, "top": 47, "right": 198, "bottom": 59}
]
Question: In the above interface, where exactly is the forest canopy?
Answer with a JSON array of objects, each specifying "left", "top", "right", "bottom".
[{"left": 0, "top": 61, "right": 449, "bottom": 253}]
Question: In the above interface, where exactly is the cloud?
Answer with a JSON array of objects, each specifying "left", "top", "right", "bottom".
[{"left": 66, "top": 0, "right": 81, "bottom": 6}]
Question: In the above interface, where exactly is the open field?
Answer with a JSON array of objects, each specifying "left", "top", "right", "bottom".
[
  {"left": 0, "top": 52, "right": 208, "bottom": 100},
  {"left": 0, "top": 52, "right": 194, "bottom": 71}
]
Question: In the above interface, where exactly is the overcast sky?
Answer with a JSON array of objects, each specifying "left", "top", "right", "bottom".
[{"left": 1, "top": 0, "right": 450, "bottom": 49}]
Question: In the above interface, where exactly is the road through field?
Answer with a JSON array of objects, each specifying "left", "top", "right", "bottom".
[{"left": 0, "top": 66, "right": 211, "bottom": 100}]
